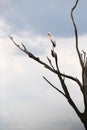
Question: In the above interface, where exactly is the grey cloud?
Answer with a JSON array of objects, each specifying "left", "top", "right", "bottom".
[{"left": 0, "top": 0, "right": 87, "bottom": 37}]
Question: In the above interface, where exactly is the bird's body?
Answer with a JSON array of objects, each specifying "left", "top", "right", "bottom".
[{"left": 48, "top": 32, "right": 56, "bottom": 47}]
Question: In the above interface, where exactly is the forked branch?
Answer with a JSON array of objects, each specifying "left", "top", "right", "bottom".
[
  {"left": 9, "top": 0, "right": 83, "bottom": 119},
  {"left": 43, "top": 76, "right": 66, "bottom": 97},
  {"left": 9, "top": 34, "right": 83, "bottom": 94}
]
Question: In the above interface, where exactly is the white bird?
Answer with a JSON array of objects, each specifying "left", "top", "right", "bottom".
[
  {"left": 51, "top": 49, "right": 57, "bottom": 58},
  {"left": 48, "top": 32, "right": 56, "bottom": 48}
]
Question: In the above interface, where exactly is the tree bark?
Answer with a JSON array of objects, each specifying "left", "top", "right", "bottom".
[
  {"left": 80, "top": 112, "right": 87, "bottom": 130},
  {"left": 83, "top": 122, "right": 87, "bottom": 130}
]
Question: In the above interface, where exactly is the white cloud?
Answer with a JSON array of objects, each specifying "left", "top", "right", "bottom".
[{"left": 0, "top": 19, "right": 86, "bottom": 130}]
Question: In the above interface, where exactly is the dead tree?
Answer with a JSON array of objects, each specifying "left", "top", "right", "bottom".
[{"left": 9, "top": 0, "right": 87, "bottom": 129}]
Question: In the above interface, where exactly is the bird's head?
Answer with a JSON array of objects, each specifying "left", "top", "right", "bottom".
[{"left": 47, "top": 32, "right": 52, "bottom": 37}]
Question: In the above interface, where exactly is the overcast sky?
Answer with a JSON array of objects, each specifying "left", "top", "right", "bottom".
[{"left": 0, "top": 0, "right": 87, "bottom": 130}]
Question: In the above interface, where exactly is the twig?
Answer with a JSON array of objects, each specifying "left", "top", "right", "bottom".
[
  {"left": 43, "top": 76, "right": 66, "bottom": 97},
  {"left": 47, "top": 57, "right": 55, "bottom": 70}
]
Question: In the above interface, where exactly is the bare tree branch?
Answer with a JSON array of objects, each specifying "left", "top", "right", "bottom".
[
  {"left": 50, "top": 48, "right": 82, "bottom": 119},
  {"left": 54, "top": 51, "right": 59, "bottom": 72},
  {"left": 9, "top": 36, "right": 57, "bottom": 75},
  {"left": 71, "top": 0, "right": 84, "bottom": 68},
  {"left": 60, "top": 72, "right": 83, "bottom": 92},
  {"left": 82, "top": 50, "right": 86, "bottom": 66},
  {"left": 9, "top": 35, "right": 83, "bottom": 92},
  {"left": 9, "top": 35, "right": 82, "bottom": 127},
  {"left": 47, "top": 57, "right": 55, "bottom": 70},
  {"left": 43, "top": 76, "right": 66, "bottom": 97},
  {"left": 71, "top": 0, "right": 87, "bottom": 114}
]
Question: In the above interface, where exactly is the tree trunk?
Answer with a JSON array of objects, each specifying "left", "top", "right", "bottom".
[
  {"left": 84, "top": 123, "right": 87, "bottom": 130},
  {"left": 82, "top": 121, "right": 87, "bottom": 130},
  {"left": 80, "top": 112, "right": 87, "bottom": 130}
]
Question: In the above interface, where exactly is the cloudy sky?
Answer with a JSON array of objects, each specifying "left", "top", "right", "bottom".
[{"left": 0, "top": 0, "right": 87, "bottom": 130}]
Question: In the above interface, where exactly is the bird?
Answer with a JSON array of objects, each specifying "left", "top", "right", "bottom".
[
  {"left": 48, "top": 32, "right": 56, "bottom": 48},
  {"left": 51, "top": 49, "right": 57, "bottom": 58}
]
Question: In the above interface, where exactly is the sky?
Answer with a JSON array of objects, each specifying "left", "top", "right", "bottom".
[{"left": 0, "top": 0, "right": 87, "bottom": 130}]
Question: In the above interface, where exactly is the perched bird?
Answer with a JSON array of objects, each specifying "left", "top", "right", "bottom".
[
  {"left": 51, "top": 49, "right": 57, "bottom": 58},
  {"left": 48, "top": 32, "right": 56, "bottom": 48}
]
